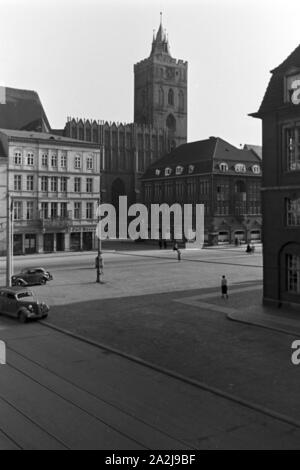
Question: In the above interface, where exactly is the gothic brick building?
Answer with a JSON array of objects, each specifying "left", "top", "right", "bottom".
[{"left": 62, "top": 16, "right": 188, "bottom": 206}]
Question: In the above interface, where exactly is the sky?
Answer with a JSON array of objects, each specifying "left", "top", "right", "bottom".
[{"left": 1, "top": 0, "right": 300, "bottom": 147}]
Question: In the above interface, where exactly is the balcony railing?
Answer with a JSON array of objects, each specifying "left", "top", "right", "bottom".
[{"left": 39, "top": 210, "right": 73, "bottom": 230}]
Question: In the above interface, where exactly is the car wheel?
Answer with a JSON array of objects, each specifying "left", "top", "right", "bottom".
[
  {"left": 18, "top": 311, "right": 28, "bottom": 323},
  {"left": 16, "top": 279, "right": 24, "bottom": 286},
  {"left": 40, "top": 278, "right": 47, "bottom": 285}
]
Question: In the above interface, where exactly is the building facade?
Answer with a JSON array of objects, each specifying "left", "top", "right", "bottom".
[
  {"left": 142, "top": 137, "right": 262, "bottom": 245},
  {"left": 0, "top": 129, "right": 100, "bottom": 256},
  {"left": 252, "top": 44, "right": 300, "bottom": 307}
]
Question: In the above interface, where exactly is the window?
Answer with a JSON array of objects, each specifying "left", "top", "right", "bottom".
[
  {"left": 74, "top": 178, "right": 81, "bottom": 193},
  {"left": 61, "top": 177, "right": 68, "bottom": 193},
  {"left": 74, "top": 202, "right": 81, "bottom": 219},
  {"left": 219, "top": 162, "right": 229, "bottom": 172},
  {"left": 26, "top": 175, "right": 34, "bottom": 191},
  {"left": 61, "top": 202, "right": 68, "bottom": 218},
  {"left": 168, "top": 89, "right": 174, "bottom": 106},
  {"left": 178, "top": 90, "right": 184, "bottom": 111},
  {"left": 187, "top": 178, "right": 197, "bottom": 200},
  {"left": 234, "top": 163, "right": 246, "bottom": 173},
  {"left": 86, "top": 202, "right": 94, "bottom": 219},
  {"left": 51, "top": 153, "right": 57, "bottom": 167},
  {"left": 159, "top": 88, "right": 164, "bottom": 107},
  {"left": 287, "top": 197, "right": 300, "bottom": 226},
  {"left": 165, "top": 167, "right": 172, "bottom": 176},
  {"left": 74, "top": 155, "right": 81, "bottom": 169},
  {"left": 42, "top": 152, "right": 48, "bottom": 167},
  {"left": 14, "top": 151, "right": 22, "bottom": 165},
  {"left": 26, "top": 201, "right": 34, "bottom": 220},
  {"left": 285, "top": 73, "right": 300, "bottom": 103},
  {"left": 50, "top": 177, "right": 58, "bottom": 192},
  {"left": 14, "top": 175, "right": 22, "bottom": 191},
  {"left": 61, "top": 153, "right": 67, "bottom": 168},
  {"left": 199, "top": 179, "right": 209, "bottom": 195},
  {"left": 252, "top": 164, "right": 261, "bottom": 174},
  {"left": 175, "top": 181, "right": 185, "bottom": 200},
  {"left": 27, "top": 152, "right": 34, "bottom": 166},
  {"left": 86, "top": 157, "right": 93, "bottom": 170},
  {"left": 176, "top": 166, "right": 184, "bottom": 175},
  {"left": 13, "top": 201, "right": 22, "bottom": 220},
  {"left": 86, "top": 178, "right": 93, "bottom": 193},
  {"left": 41, "top": 176, "right": 48, "bottom": 192},
  {"left": 50, "top": 203, "right": 58, "bottom": 219},
  {"left": 41, "top": 202, "right": 48, "bottom": 219},
  {"left": 188, "top": 165, "right": 195, "bottom": 174},
  {"left": 285, "top": 126, "right": 300, "bottom": 171},
  {"left": 287, "top": 254, "right": 300, "bottom": 294}
]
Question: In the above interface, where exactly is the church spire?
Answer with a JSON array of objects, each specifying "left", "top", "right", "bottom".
[{"left": 150, "top": 13, "right": 171, "bottom": 56}]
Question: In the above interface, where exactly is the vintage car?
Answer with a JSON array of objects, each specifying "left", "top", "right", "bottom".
[
  {"left": 11, "top": 267, "right": 53, "bottom": 286},
  {"left": 0, "top": 287, "right": 49, "bottom": 323}
]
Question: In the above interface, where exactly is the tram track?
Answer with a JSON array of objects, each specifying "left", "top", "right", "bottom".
[
  {"left": 39, "top": 320, "right": 300, "bottom": 433},
  {"left": 4, "top": 344, "right": 195, "bottom": 450}
]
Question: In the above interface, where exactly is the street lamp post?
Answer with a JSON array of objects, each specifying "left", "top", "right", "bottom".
[
  {"left": 96, "top": 143, "right": 104, "bottom": 284},
  {"left": 6, "top": 193, "right": 12, "bottom": 288}
]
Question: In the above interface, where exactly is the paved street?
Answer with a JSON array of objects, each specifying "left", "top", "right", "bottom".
[{"left": 0, "top": 245, "right": 300, "bottom": 449}]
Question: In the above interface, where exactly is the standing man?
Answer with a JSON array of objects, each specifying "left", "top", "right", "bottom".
[{"left": 221, "top": 275, "right": 229, "bottom": 299}]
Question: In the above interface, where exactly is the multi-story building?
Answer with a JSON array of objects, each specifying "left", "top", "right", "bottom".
[
  {"left": 0, "top": 129, "right": 100, "bottom": 255},
  {"left": 141, "top": 137, "right": 262, "bottom": 245},
  {"left": 251, "top": 44, "right": 300, "bottom": 307}
]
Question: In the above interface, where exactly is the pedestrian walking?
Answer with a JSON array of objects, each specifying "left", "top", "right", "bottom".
[
  {"left": 221, "top": 275, "right": 228, "bottom": 299},
  {"left": 177, "top": 249, "right": 181, "bottom": 262},
  {"left": 163, "top": 240, "right": 167, "bottom": 249}
]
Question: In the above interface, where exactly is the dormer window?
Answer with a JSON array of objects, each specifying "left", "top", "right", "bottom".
[
  {"left": 176, "top": 165, "right": 184, "bottom": 175},
  {"left": 188, "top": 165, "right": 194, "bottom": 174},
  {"left": 234, "top": 163, "right": 246, "bottom": 173},
  {"left": 155, "top": 169, "right": 161, "bottom": 176},
  {"left": 252, "top": 164, "right": 261, "bottom": 174},
  {"left": 165, "top": 167, "right": 172, "bottom": 176},
  {"left": 219, "top": 162, "right": 228, "bottom": 172},
  {"left": 285, "top": 73, "right": 300, "bottom": 104}
]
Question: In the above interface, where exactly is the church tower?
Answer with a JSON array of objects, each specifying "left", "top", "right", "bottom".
[{"left": 134, "top": 14, "right": 188, "bottom": 151}]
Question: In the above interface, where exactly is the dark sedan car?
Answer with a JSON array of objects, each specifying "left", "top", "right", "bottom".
[
  {"left": 11, "top": 267, "right": 53, "bottom": 286},
  {"left": 0, "top": 287, "right": 49, "bottom": 323}
]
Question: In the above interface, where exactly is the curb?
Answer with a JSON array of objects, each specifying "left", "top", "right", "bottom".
[
  {"left": 227, "top": 313, "right": 299, "bottom": 337},
  {"left": 41, "top": 319, "right": 300, "bottom": 431}
]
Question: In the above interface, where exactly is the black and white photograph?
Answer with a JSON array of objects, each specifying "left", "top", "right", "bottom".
[{"left": 0, "top": 0, "right": 300, "bottom": 453}]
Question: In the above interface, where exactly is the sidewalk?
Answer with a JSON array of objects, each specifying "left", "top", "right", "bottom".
[{"left": 201, "top": 285, "right": 300, "bottom": 336}]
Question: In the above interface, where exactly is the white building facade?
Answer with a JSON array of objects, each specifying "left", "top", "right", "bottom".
[{"left": 0, "top": 129, "right": 101, "bottom": 256}]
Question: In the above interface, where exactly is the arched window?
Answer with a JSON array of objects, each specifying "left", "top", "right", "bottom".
[
  {"left": 178, "top": 90, "right": 184, "bottom": 111},
  {"left": 168, "top": 89, "right": 174, "bottom": 106},
  {"left": 158, "top": 87, "right": 164, "bottom": 107},
  {"left": 166, "top": 114, "right": 176, "bottom": 132}
]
